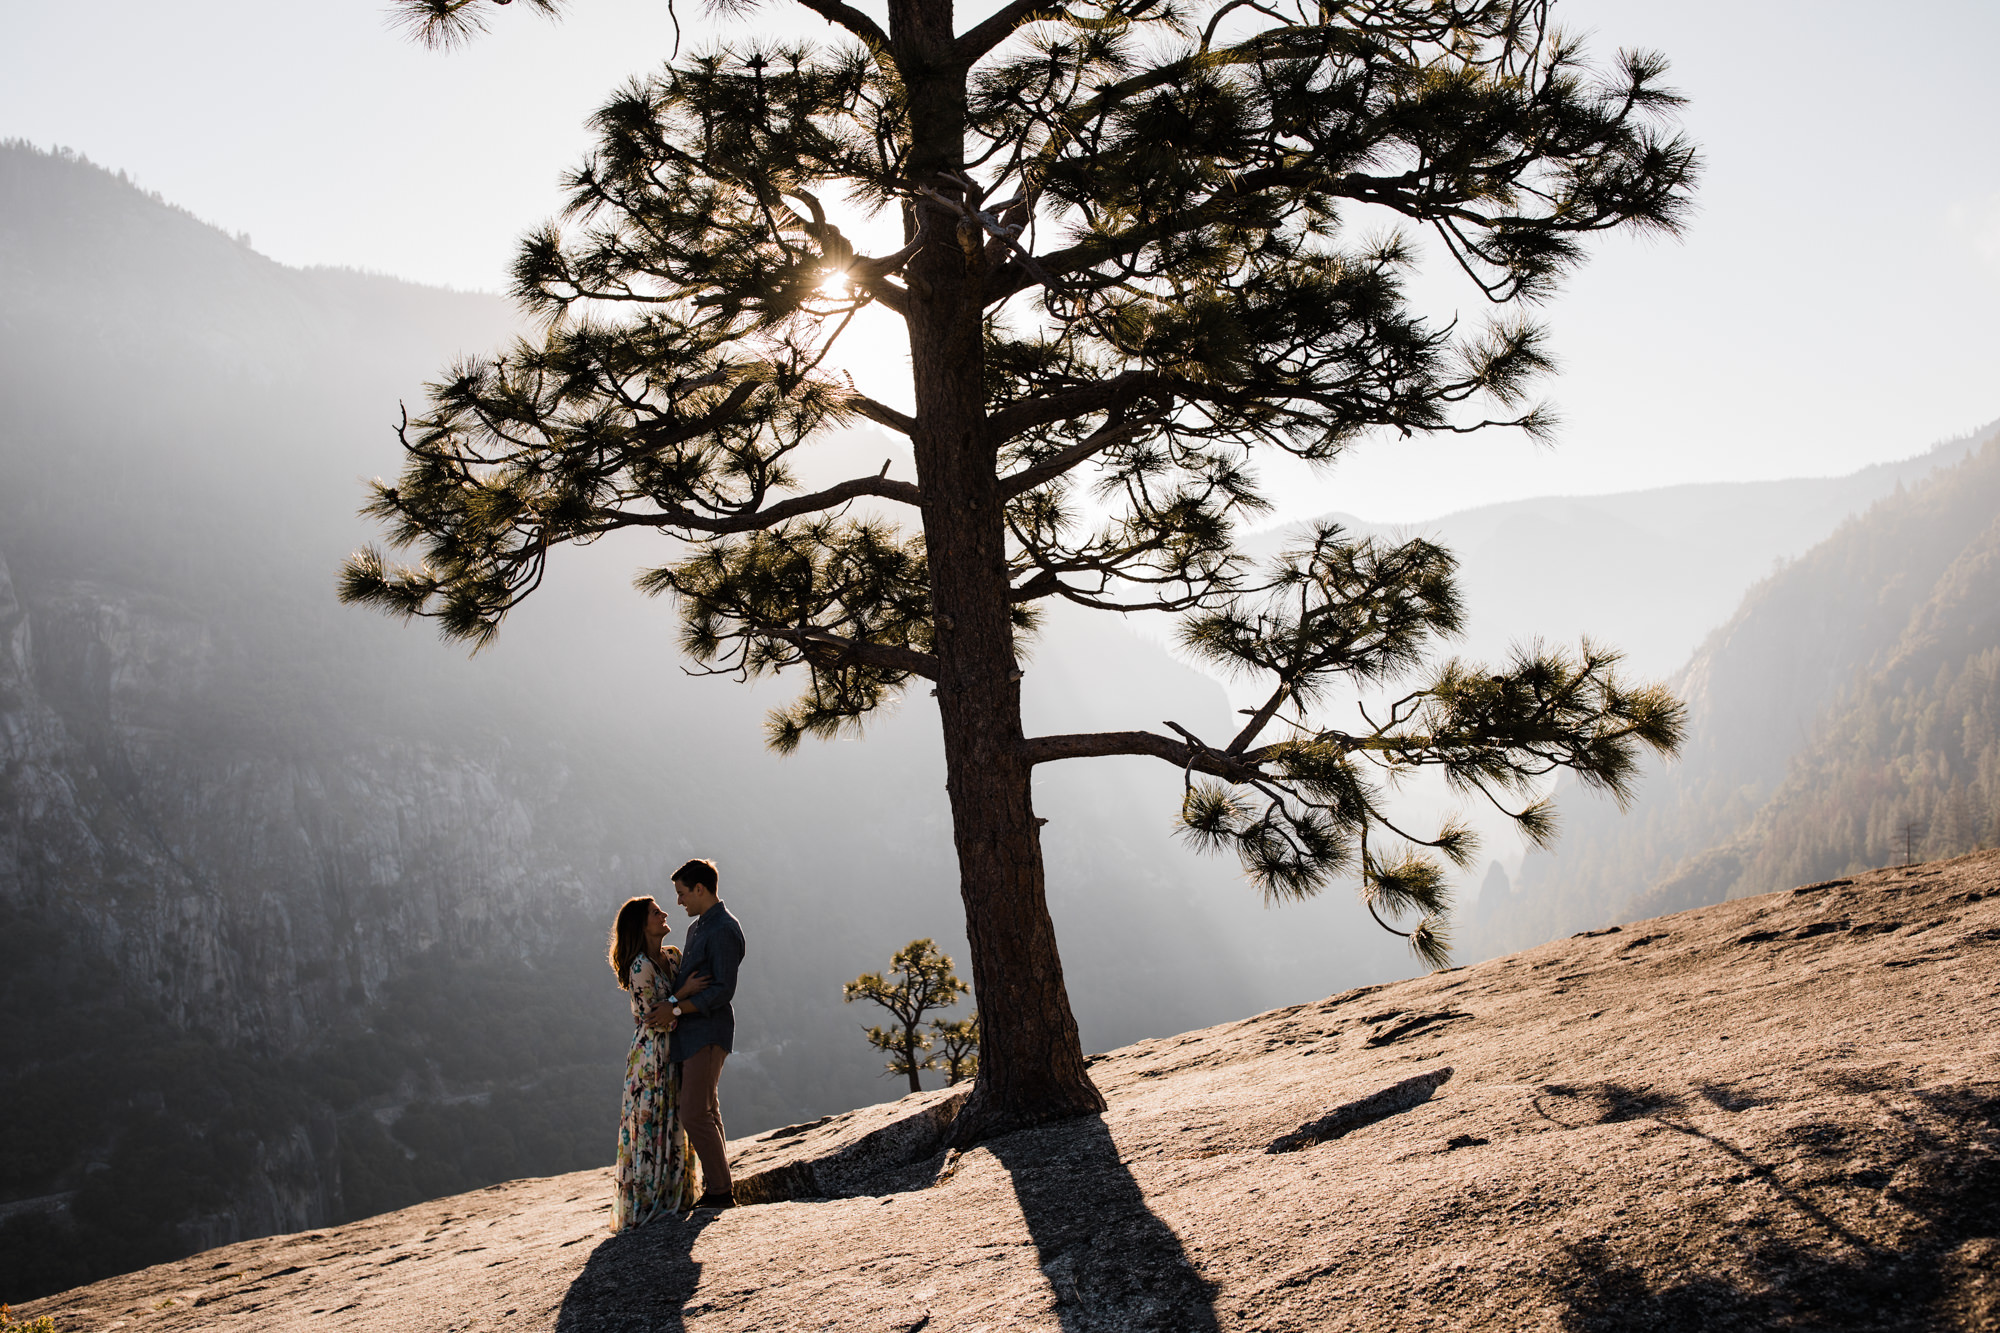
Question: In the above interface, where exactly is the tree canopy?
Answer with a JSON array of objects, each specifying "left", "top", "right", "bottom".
[{"left": 348, "top": 0, "right": 1694, "bottom": 1137}]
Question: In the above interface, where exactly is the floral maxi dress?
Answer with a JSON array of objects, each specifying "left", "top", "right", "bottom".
[{"left": 612, "top": 948, "right": 701, "bottom": 1230}]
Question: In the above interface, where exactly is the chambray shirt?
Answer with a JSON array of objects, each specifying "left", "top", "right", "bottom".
[{"left": 669, "top": 900, "right": 745, "bottom": 1062}]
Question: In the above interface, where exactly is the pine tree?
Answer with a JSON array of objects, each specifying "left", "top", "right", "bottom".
[
  {"left": 347, "top": 0, "right": 1694, "bottom": 1140},
  {"left": 844, "top": 939, "right": 972, "bottom": 1092},
  {"left": 932, "top": 1015, "right": 980, "bottom": 1086}
]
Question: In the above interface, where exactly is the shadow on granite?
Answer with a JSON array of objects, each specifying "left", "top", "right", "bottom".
[
  {"left": 555, "top": 1212, "right": 704, "bottom": 1333},
  {"left": 1550, "top": 1081, "right": 2000, "bottom": 1333},
  {"left": 990, "top": 1115, "right": 1220, "bottom": 1333}
]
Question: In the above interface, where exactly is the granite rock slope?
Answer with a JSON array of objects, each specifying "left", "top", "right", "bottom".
[{"left": 24, "top": 850, "right": 2000, "bottom": 1332}]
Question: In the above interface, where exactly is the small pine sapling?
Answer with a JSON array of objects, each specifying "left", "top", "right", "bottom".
[
  {"left": 844, "top": 939, "right": 970, "bottom": 1093},
  {"left": 931, "top": 1015, "right": 980, "bottom": 1087}
]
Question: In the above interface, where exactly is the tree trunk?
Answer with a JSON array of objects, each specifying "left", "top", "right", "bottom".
[
  {"left": 934, "top": 712, "right": 1107, "bottom": 1141},
  {"left": 904, "top": 1022, "right": 923, "bottom": 1094},
  {"left": 893, "top": 0, "right": 1106, "bottom": 1143}
]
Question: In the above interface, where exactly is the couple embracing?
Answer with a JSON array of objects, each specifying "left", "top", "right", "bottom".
[{"left": 606, "top": 857, "right": 747, "bottom": 1230}]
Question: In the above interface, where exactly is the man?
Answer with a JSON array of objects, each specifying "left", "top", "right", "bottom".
[{"left": 647, "top": 857, "right": 745, "bottom": 1212}]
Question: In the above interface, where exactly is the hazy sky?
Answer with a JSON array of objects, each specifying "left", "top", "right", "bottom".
[{"left": 5, "top": 0, "right": 1997, "bottom": 521}]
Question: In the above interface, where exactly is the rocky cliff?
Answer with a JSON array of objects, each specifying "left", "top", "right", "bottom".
[
  {"left": 0, "top": 533, "right": 670, "bottom": 1286},
  {"left": 0, "top": 142, "right": 686, "bottom": 1292},
  {"left": 13, "top": 137, "right": 1995, "bottom": 1310},
  {"left": 22, "top": 850, "right": 2000, "bottom": 1331},
  {"left": 0, "top": 548, "right": 642, "bottom": 1050}
]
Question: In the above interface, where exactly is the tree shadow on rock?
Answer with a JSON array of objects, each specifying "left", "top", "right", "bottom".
[
  {"left": 1536, "top": 1080, "right": 1690, "bottom": 1126},
  {"left": 556, "top": 1216, "right": 705, "bottom": 1333},
  {"left": 1550, "top": 1084, "right": 2000, "bottom": 1332},
  {"left": 988, "top": 1115, "right": 1219, "bottom": 1333}
]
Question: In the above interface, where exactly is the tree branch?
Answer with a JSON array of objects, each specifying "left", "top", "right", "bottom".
[
  {"left": 955, "top": 0, "right": 1061, "bottom": 62},
  {"left": 787, "top": 0, "right": 892, "bottom": 53},
  {"left": 1022, "top": 730, "right": 1275, "bottom": 779},
  {"left": 999, "top": 416, "right": 1143, "bottom": 497},
  {"left": 985, "top": 371, "right": 1164, "bottom": 444},
  {"left": 849, "top": 275, "right": 910, "bottom": 315},
  {"left": 1225, "top": 680, "right": 1292, "bottom": 755},
  {"left": 838, "top": 233, "right": 925, "bottom": 316},
  {"left": 629, "top": 380, "right": 761, "bottom": 458},
  {"left": 753, "top": 623, "right": 939, "bottom": 679},
  {"left": 852, "top": 396, "right": 918, "bottom": 436},
  {"left": 981, "top": 151, "right": 1578, "bottom": 309},
  {"left": 958, "top": 0, "right": 1181, "bottom": 63},
  {"left": 984, "top": 169, "right": 1312, "bottom": 304},
  {"left": 597, "top": 473, "right": 922, "bottom": 536}
]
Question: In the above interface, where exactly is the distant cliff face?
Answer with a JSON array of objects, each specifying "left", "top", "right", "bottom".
[
  {"left": 0, "top": 144, "right": 674, "bottom": 1295},
  {"left": 0, "top": 548, "right": 638, "bottom": 1050},
  {"left": 1642, "top": 498, "right": 2000, "bottom": 914},
  {"left": 0, "top": 538, "right": 667, "bottom": 1290}
]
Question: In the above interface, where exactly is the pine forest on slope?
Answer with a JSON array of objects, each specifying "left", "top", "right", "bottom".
[{"left": 1476, "top": 432, "right": 2000, "bottom": 955}]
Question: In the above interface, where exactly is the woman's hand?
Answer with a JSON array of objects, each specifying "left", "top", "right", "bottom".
[{"left": 676, "top": 972, "right": 711, "bottom": 1001}]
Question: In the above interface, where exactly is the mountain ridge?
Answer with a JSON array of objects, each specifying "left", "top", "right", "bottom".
[
  {"left": 1239, "top": 427, "right": 1988, "bottom": 688},
  {"left": 1475, "top": 432, "right": 2000, "bottom": 954}
]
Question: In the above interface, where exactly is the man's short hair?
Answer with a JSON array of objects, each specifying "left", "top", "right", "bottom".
[{"left": 672, "top": 858, "right": 719, "bottom": 894}]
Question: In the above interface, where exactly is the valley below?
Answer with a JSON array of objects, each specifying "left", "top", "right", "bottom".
[{"left": 24, "top": 851, "right": 2000, "bottom": 1332}]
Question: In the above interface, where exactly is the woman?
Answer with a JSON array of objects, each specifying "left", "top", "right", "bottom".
[{"left": 607, "top": 895, "right": 709, "bottom": 1230}]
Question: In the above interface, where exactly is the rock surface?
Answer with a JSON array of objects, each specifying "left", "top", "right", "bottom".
[{"left": 24, "top": 851, "right": 2000, "bottom": 1331}]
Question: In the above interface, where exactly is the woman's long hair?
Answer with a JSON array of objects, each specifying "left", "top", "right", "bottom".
[{"left": 608, "top": 896, "right": 656, "bottom": 990}]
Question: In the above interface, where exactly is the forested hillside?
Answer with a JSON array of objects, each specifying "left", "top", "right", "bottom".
[
  {"left": 0, "top": 141, "right": 662, "bottom": 1295},
  {"left": 1637, "top": 452, "right": 2000, "bottom": 912},
  {"left": 1475, "top": 435, "right": 2000, "bottom": 953}
]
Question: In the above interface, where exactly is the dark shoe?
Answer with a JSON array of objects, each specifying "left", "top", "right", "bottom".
[{"left": 693, "top": 1193, "right": 736, "bottom": 1212}]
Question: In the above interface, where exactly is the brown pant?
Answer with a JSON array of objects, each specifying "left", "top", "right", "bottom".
[{"left": 680, "top": 1044, "right": 731, "bottom": 1198}]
